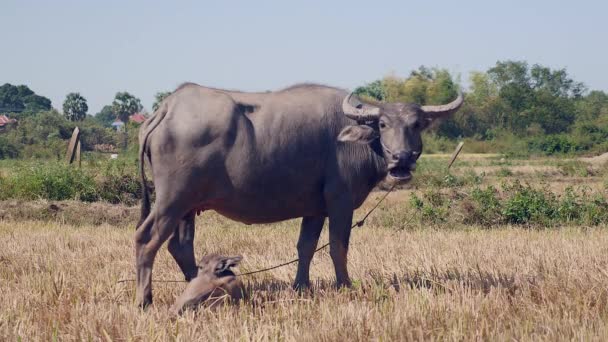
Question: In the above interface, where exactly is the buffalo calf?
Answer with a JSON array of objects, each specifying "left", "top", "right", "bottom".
[{"left": 172, "top": 254, "right": 244, "bottom": 315}]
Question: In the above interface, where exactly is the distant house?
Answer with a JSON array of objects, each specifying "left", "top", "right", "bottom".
[
  {"left": 111, "top": 113, "right": 147, "bottom": 131},
  {"left": 111, "top": 120, "right": 125, "bottom": 131},
  {"left": 0, "top": 114, "right": 17, "bottom": 132},
  {"left": 129, "top": 113, "right": 147, "bottom": 124}
]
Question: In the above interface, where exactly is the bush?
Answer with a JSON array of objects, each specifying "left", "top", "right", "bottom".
[
  {"left": 496, "top": 168, "right": 513, "bottom": 177},
  {"left": 407, "top": 181, "right": 608, "bottom": 227},
  {"left": 467, "top": 186, "right": 502, "bottom": 225},
  {"left": 0, "top": 136, "right": 20, "bottom": 159},
  {"left": 0, "top": 163, "right": 97, "bottom": 201},
  {"left": 97, "top": 159, "right": 141, "bottom": 205},
  {"left": 0, "top": 110, "right": 135, "bottom": 160},
  {"left": 0, "top": 159, "right": 142, "bottom": 205},
  {"left": 409, "top": 190, "right": 448, "bottom": 224},
  {"left": 501, "top": 182, "right": 556, "bottom": 225},
  {"left": 527, "top": 134, "right": 586, "bottom": 155}
]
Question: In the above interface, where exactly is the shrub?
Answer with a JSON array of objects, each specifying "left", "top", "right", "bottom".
[
  {"left": 580, "top": 195, "right": 608, "bottom": 225},
  {"left": 467, "top": 186, "right": 502, "bottom": 225},
  {"left": 409, "top": 190, "right": 448, "bottom": 224},
  {"left": 97, "top": 159, "right": 141, "bottom": 205},
  {"left": 0, "top": 163, "right": 98, "bottom": 201},
  {"left": 443, "top": 173, "right": 463, "bottom": 187},
  {"left": 527, "top": 134, "right": 583, "bottom": 155},
  {"left": 555, "top": 186, "right": 582, "bottom": 222},
  {"left": 496, "top": 168, "right": 513, "bottom": 177},
  {"left": 501, "top": 181, "right": 556, "bottom": 225},
  {"left": 0, "top": 137, "right": 20, "bottom": 159},
  {"left": 407, "top": 181, "right": 608, "bottom": 227},
  {"left": 0, "top": 159, "right": 142, "bottom": 204}
]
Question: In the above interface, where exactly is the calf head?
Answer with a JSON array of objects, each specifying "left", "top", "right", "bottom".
[
  {"left": 171, "top": 254, "right": 244, "bottom": 315},
  {"left": 338, "top": 92, "right": 464, "bottom": 182}
]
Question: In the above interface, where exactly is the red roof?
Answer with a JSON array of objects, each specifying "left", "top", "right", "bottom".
[
  {"left": 0, "top": 115, "right": 17, "bottom": 127},
  {"left": 129, "top": 113, "right": 147, "bottom": 124}
]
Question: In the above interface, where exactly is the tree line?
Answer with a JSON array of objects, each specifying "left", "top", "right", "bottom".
[
  {"left": 355, "top": 61, "right": 608, "bottom": 155},
  {"left": 1, "top": 59, "right": 608, "bottom": 159},
  {"left": 0, "top": 83, "right": 171, "bottom": 125},
  {"left": 0, "top": 84, "right": 172, "bottom": 158}
]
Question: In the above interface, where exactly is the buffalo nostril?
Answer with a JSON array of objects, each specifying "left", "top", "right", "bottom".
[{"left": 393, "top": 151, "right": 411, "bottom": 162}]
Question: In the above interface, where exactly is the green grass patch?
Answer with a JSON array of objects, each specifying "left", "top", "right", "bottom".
[{"left": 0, "top": 158, "right": 142, "bottom": 205}]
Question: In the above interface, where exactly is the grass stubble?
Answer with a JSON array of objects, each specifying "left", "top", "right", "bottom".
[{"left": 1, "top": 205, "right": 608, "bottom": 340}]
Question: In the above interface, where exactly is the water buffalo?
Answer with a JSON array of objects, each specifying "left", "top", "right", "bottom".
[
  {"left": 172, "top": 254, "right": 244, "bottom": 315},
  {"left": 135, "top": 82, "right": 463, "bottom": 307}
]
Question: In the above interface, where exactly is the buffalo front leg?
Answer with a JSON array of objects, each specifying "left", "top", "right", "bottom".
[
  {"left": 293, "top": 216, "right": 325, "bottom": 290},
  {"left": 327, "top": 198, "right": 354, "bottom": 288},
  {"left": 168, "top": 211, "right": 198, "bottom": 281},
  {"left": 135, "top": 211, "right": 180, "bottom": 308}
]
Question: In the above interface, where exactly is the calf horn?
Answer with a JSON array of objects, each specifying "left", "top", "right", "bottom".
[
  {"left": 342, "top": 92, "right": 380, "bottom": 121},
  {"left": 421, "top": 92, "right": 464, "bottom": 118}
]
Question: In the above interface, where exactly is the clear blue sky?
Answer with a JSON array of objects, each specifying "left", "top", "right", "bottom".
[{"left": 1, "top": 0, "right": 606, "bottom": 114}]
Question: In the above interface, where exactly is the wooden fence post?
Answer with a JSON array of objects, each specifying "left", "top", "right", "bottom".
[
  {"left": 65, "top": 127, "right": 81, "bottom": 165},
  {"left": 447, "top": 141, "right": 464, "bottom": 169}
]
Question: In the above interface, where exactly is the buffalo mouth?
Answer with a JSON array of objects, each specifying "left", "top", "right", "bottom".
[{"left": 388, "top": 166, "right": 412, "bottom": 181}]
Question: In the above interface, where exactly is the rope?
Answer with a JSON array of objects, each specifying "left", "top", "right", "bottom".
[
  {"left": 117, "top": 184, "right": 396, "bottom": 283},
  {"left": 116, "top": 279, "right": 186, "bottom": 284}
]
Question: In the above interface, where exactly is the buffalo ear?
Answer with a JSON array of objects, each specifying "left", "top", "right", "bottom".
[
  {"left": 337, "top": 125, "right": 378, "bottom": 144},
  {"left": 214, "top": 255, "right": 243, "bottom": 275}
]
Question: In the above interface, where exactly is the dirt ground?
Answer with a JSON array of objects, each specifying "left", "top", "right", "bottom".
[{"left": 579, "top": 151, "right": 608, "bottom": 165}]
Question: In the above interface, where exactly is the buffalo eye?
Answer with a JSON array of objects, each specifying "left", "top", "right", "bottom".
[{"left": 379, "top": 121, "right": 387, "bottom": 130}]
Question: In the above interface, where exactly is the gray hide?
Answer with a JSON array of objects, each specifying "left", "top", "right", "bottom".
[{"left": 135, "top": 83, "right": 463, "bottom": 307}]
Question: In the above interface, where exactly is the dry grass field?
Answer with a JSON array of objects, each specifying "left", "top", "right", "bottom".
[
  {"left": 2, "top": 216, "right": 608, "bottom": 340},
  {"left": 2, "top": 154, "right": 608, "bottom": 340}
]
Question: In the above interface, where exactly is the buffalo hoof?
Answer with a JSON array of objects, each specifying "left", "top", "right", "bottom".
[
  {"left": 335, "top": 279, "right": 352, "bottom": 289},
  {"left": 137, "top": 295, "right": 153, "bottom": 309},
  {"left": 292, "top": 280, "right": 311, "bottom": 292}
]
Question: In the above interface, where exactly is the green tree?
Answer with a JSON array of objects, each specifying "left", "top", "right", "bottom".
[
  {"left": 480, "top": 60, "right": 585, "bottom": 135},
  {"left": 94, "top": 105, "right": 116, "bottom": 127},
  {"left": 152, "top": 91, "right": 171, "bottom": 112},
  {"left": 576, "top": 91, "right": 608, "bottom": 122},
  {"left": 353, "top": 67, "right": 462, "bottom": 138},
  {"left": 0, "top": 83, "right": 51, "bottom": 115},
  {"left": 354, "top": 80, "right": 385, "bottom": 101},
  {"left": 62, "top": 92, "right": 88, "bottom": 121},
  {"left": 0, "top": 136, "right": 20, "bottom": 159},
  {"left": 529, "top": 65, "right": 586, "bottom": 98},
  {"left": 111, "top": 92, "right": 142, "bottom": 124},
  {"left": 426, "top": 69, "right": 459, "bottom": 104},
  {"left": 79, "top": 118, "right": 118, "bottom": 151}
]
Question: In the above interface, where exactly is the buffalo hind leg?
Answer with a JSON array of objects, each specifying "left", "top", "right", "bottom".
[
  {"left": 135, "top": 207, "right": 182, "bottom": 308},
  {"left": 327, "top": 196, "right": 353, "bottom": 288},
  {"left": 293, "top": 216, "right": 326, "bottom": 290},
  {"left": 168, "top": 211, "right": 198, "bottom": 281}
]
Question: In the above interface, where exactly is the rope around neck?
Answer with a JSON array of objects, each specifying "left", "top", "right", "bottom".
[{"left": 117, "top": 184, "right": 396, "bottom": 284}]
